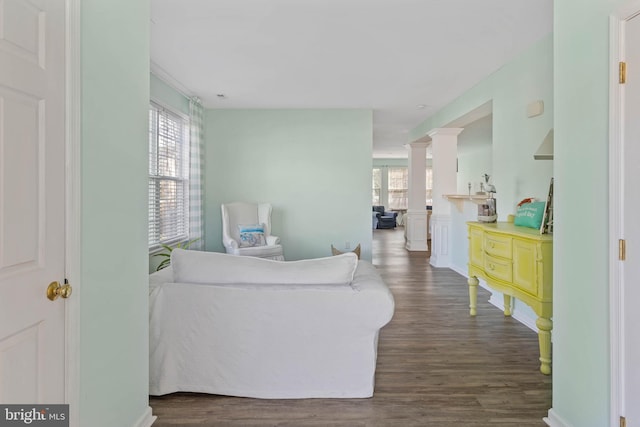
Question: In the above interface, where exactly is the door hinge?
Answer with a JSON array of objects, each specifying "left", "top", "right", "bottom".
[
  {"left": 620, "top": 61, "right": 627, "bottom": 84},
  {"left": 619, "top": 239, "right": 626, "bottom": 261},
  {"left": 620, "top": 415, "right": 626, "bottom": 427}
]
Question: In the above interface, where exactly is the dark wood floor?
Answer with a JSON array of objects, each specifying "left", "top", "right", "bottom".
[{"left": 149, "top": 228, "right": 551, "bottom": 426}]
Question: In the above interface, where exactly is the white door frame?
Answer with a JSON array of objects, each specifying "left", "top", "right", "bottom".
[
  {"left": 65, "top": 0, "right": 81, "bottom": 425},
  {"left": 609, "top": 2, "right": 640, "bottom": 426}
]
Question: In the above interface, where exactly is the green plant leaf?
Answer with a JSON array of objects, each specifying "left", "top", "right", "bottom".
[
  {"left": 153, "top": 237, "right": 201, "bottom": 271},
  {"left": 153, "top": 253, "right": 171, "bottom": 258},
  {"left": 156, "top": 258, "right": 171, "bottom": 271}
]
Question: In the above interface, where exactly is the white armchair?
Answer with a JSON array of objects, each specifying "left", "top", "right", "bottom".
[{"left": 221, "top": 202, "right": 285, "bottom": 260}]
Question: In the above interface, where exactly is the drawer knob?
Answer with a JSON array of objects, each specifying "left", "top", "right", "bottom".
[
  {"left": 489, "top": 264, "right": 495, "bottom": 270},
  {"left": 489, "top": 242, "right": 495, "bottom": 248}
]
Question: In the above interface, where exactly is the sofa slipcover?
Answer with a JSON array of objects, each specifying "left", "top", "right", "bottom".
[{"left": 149, "top": 251, "right": 395, "bottom": 398}]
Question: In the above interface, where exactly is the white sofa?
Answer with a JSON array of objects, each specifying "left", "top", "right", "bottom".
[{"left": 149, "top": 249, "right": 395, "bottom": 399}]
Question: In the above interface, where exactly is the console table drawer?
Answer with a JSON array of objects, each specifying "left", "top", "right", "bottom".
[
  {"left": 485, "top": 234, "right": 512, "bottom": 258},
  {"left": 484, "top": 254, "right": 512, "bottom": 282}
]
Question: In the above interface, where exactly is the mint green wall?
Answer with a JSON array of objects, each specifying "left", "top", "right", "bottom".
[
  {"left": 457, "top": 148, "right": 492, "bottom": 194},
  {"left": 150, "top": 73, "right": 190, "bottom": 115},
  {"left": 456, "top": 117, "right": 493, "bottom": 195},
  {"left": 205, "top": 109, "right": 373, "bottom": 261},
  {"left": 552, "top": 1, "right": 623, "bottom": 425},
  {"left": 411, "top": 35, "right": 554, "bottom": 215},
  {"left": 81, "top": 1, "right": 150, "bottom": 426}
]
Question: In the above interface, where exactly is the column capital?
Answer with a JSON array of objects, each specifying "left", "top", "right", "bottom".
[
  {"left": 407, "top": 141, "right": 429, "bottom": 149},
  {"left": 427, "top": 127, "right": 464, "bottom": 138}
]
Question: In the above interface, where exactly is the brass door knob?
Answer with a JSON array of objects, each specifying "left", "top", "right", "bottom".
[{"left": 47, "top": 281, "right": 72, "bottom": 301}]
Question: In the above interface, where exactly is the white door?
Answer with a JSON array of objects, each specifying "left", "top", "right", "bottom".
[
  {"left": 623, "top": 11, "right": 640, "bottom": 427},
  {"left": 0, "top": 0, "right": 67, "bottom": 403}
]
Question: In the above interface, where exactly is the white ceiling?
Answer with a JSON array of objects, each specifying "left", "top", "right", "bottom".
[{"left": 151, "top": 0, "right": 552, "bottom": 158}]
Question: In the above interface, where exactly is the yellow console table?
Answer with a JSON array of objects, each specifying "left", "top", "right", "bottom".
[{"left": 467, "top": 221, "right": 553, "bottom": 374}]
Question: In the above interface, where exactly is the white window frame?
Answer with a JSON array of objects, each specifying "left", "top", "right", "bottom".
[
  {"left": 372, "top": 166, "right": 433, "bottom": 208},
  {"left": 388, "top": 167, "right": 408, "bottom": 210},
  {"left": 425, "top": 167, "right": 433, "bottom": 206},
  {"left": 148, "top": 101, "right": 190, "bottom": 250},
  {"left": 372, "top": 168, "right": 382, "bottom": 205}
]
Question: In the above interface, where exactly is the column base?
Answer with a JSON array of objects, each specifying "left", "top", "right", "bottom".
[
  {"left": 430, "top": 213, "right": 452, "bottom": 267},
  {"left": 404, "top": 210, "right": 429, "bottom": 251}
]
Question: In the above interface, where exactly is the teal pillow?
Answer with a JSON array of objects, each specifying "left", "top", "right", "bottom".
[{"left": 514, "top": 201, "right": 546, "bottom": 229}]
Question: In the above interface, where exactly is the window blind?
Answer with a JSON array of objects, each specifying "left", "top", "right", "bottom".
[
  {"left": 388, "top": 167, "right": 408, "bottom": 209},
  {"left": 148, "top": 103, "right": 189, "bottom": 248},
  {"left": 380, "top": 167, "right": 433, "bottom": 208},
  {"left": 425, "top": 168, "right": 433, "bottom": 205},
  {"left": 372, "top": 168, "right": 381, "bottom": 205}
]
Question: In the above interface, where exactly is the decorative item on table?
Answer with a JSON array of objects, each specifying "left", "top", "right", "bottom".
[
  {"left": 514, "top": 198, "right": 546, "bottom": 229},
  {"left": 539, "top": 178, "right": 554, "bottom": 234},
  {"left": 478, "top": 173, "right": 497, "bottom": 223}
]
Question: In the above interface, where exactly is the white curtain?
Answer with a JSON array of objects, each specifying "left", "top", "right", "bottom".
[{"left": 189, "top": 97, "right": 204, "bottom": 250}]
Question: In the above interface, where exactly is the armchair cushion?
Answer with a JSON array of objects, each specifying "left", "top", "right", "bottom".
[
  {"left": 238, "top": 223, "right": 266, "bottom": 247},
  {"left": 266, "top": 235, "right": 280, "bottom": 246}
]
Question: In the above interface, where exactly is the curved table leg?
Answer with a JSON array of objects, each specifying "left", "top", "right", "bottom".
[
  {"left": 503, "top": 294, "right": 512, "bottom": 316},
  {"left": 536, "top": 316, "right": 553, "bottom": 375},
  {"left": 468, "top": 276, "right": 479, "bottom": 316}
]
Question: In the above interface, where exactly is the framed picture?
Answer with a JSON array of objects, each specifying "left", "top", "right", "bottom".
[{"left": 540, "top": 178, "right": 554, "bottom": 234}]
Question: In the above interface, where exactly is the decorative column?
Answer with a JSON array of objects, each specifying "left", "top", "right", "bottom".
[
  {"left": 428, "top": 128, "right": 463, "bottom": 267},
  {"left": 405, "top": 141, "right": 429, "bottom": 251}
]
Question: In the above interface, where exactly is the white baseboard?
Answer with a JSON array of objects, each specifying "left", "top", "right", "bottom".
[
  {"left": 133, "top": 407, "right": 157, "bottom": 427},
  {"left": 486, "top": 292, "right": 538, "bottom": 333},
  {"left": 449, "top": 264, "right": 467, "bottom": 278},
  {"left": 450, "top": 264, "right": 538, "bottom": 333},
  {"left": 544, "top": 409, "right": 573, "bottom": 427}
]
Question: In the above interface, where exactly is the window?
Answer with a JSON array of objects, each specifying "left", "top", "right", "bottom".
[
  {"left": 372, "top": 168, "right": 381, "bottom": 205},
  {"left": 148, "top": 103, "right": 190, "bottom": 248},
  {"left": 374, "top": 166, "right": 433, "bottom": 208},
  {"left": 388, "top": 167, "right": 408, "bottom": 209}
]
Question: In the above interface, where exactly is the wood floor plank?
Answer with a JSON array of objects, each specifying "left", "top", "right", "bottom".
[{"left": 150, "top": 228, "right": 551, "bottom": 426}]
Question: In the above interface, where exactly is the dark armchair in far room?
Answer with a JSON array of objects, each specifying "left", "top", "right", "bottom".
[{"left": 372, "top": 206, "right": 398, "bottom": 229}]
